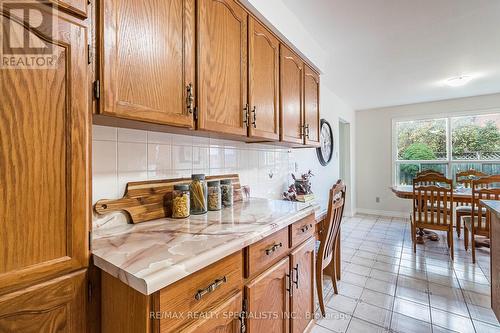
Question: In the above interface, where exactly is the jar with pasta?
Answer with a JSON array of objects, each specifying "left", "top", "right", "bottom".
[
  {"left": 221, "top": 179, "right": 233, "bottom": 207},
  {"left": 190, "top": 174, "right": 207, "bottom": 215},
  {"left": 172, "top": 184, "right": 190, "bottom": 218},
  {"left": 207, "top": 180, "right": 222, "bottom": 211}
]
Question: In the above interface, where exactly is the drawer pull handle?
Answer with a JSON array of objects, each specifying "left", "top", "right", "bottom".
[
  {"left": 194, "top": 276, "right": 227, "bottom": 300},
  {"left": 265, "top": 242, "right": 283, "bottom": 255},
  {"left": 300, "top": 224, "right": 314, "bottom": 233}
]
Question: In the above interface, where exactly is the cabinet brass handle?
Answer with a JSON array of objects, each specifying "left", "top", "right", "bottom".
[
  {"left": 292, "top": 264, "right": 299, "bottom": 289},
  {"left": 300, "top": 224, "right": 313, "bottom": 233},
  {"left": 194, "top": 276, "right": 227, "bottom": 300},
  {"left": 265, "top": 242, "right": 283, "bottom": 255},
  {"left": 186, "top": 83, "right": 194, "bottom": 114},
  {"left": 243, "top": 104, "right": 249, "bottom": 127},
  {"left": 251, "top": 106, "right": 257, "bottom": 128}
]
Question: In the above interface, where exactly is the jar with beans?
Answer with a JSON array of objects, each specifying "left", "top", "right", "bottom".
[{"left": 221, "top": 179, "right": 233, "bottom": 207}]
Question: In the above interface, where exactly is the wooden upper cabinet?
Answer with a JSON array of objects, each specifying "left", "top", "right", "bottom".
[
  {"left": 101, "top": 0, "right": 195, "bottom": 128},
  {"left": 280, "top": 45, "right": 304, "bottom": 144},
  {"left": 198, "top": 0, "right": 248, "bottom": 137},
  {"left": 0, "top": 6, "right": 89, "bottom": 294},
  {"left": 248, "top": 17, "right": 280, "bottom": 141},
  {"left": 290, "top": 238, "right": 315, "bottom": 333},
  {"left": 245, "top": 257, "right": 289, "bottom": 333},
  {"left": 304, "top": 65, "right": 320, "bottom": 146}
]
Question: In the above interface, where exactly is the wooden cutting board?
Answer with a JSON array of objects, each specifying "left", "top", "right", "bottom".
[{"left": 94, "top": 174, "right": 242, "bottom": 223}]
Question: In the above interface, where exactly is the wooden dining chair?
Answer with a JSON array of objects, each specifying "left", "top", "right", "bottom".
[
  {"left": 463, "top": 175, "right": 500, "bottom": 263},
  {"left": 411, "top": 173, "right": 454, "bottom": 259},
  {"left": 455, "top": 170, "right": 487, "bottom": 238},
  {"left": 417, "top": 170, "right": 444, "bottom": 177},
  {"left": 316, "top": 180, "right": 346, "bottom": 317}
]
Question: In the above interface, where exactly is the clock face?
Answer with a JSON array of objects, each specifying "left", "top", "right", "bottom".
[{"left": 316, "top": 119, "right": 333, "bottom": 166}]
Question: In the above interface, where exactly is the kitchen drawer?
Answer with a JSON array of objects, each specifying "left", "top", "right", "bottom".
[
  {"left": 158, "top": 250, "right": 243, "bottom": 333},
  {"left": 246, "top": 227, "right": 289, "bottom": 277},
  {"left": 289, "top": 214, "right": 315, "bottom": 248}
]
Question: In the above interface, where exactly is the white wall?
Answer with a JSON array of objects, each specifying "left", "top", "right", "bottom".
[{"left": 356, "top": 93, "right": 500, "bottom": 217}]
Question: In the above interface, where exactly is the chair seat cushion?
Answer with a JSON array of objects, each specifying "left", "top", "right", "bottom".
[
  {"left": 463, "top": 216, "right": 487, "bottom": 229},
  {"left": 456, "top": 205, "right": 486, "bottom": 213}
]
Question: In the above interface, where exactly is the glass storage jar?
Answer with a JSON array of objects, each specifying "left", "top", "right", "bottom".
[
  {"left": 172, "top": 184, "right": 190, "bottom": 218},
  {"left": 190, "top": 174, "right": 207, "bottom": 215},
  {"left": 207, "top": 180, "right": 222, "bottom": 211},
  {"left": 221, "top": 179, "right": 233, "bottom": 207}
]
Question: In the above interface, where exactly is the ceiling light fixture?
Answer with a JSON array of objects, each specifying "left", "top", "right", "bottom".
[{"left": 445, "top": 75, "right": 473, "bottom": 87}]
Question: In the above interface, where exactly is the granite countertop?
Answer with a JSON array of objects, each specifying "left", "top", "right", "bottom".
[
  {"left": 481, "top": 200, "right": 500, "bottom": 218},
  {"left": 91, "top": 198, "right": 319, "bottom": 295}
]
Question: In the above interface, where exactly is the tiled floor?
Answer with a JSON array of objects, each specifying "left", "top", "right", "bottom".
[{"left": 311, "top": 214, "right": 499, "bottom": 333}]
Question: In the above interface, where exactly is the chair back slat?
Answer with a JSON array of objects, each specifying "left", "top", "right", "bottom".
[
  {"left": 456, "top": 169, "right": 487, "bottom": 188},
  {"left": 471, "top": 175, "right": 500, "bottom": 236},
  {"left": 319, "top": 180, "right": 346, "bottom": 269},
  {"left": 413, "top": 174, "right": 453, "bottom": 227}
]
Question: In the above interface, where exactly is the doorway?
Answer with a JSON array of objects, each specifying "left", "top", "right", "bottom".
[{"left": 339, "top": 120, "right": 351, "bottom": 215}]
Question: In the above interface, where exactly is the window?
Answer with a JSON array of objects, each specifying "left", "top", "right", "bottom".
[{"left": 393, "top": 113, "right": 500, "bottom": 185}]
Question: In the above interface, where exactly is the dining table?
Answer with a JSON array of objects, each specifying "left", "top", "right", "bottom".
[{"left": 391, "top": 185, "right": 490, "bottom": 247}]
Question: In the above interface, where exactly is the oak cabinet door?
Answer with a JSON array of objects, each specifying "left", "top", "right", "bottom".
[
  {"left": 248, "top": 17, "right": 279, "bottom": 141},
  {"left": 303, "top": 65, "right": 320, "bottom": 147},
  {"left": 0, "top": 5, "right": 89, "bottom": 294},
  {"left": 181, "top": 291, "right": 243, "bottom": 333},
  {"left": 290, "top": 238, "right": 315, "bottom": 333},
  {"left": 101, "top": 0, "right": 195, "bottom": 128},
  {"left": 198, "top": 0, "right": 248, "bottom": 137},
  {"left": 245, "top": 257, "right": 289, "bottom": 333},
  {"left": 280, "top": 45, "right": 304, "bottom": 145},
  {"left": 52, "top": 0, "right": 88, "bottom": 18},
  {"left": 0, "top": 271, "right": 86, "bottom": 333}
]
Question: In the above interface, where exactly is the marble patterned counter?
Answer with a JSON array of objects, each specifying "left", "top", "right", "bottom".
[{"left": 92, "top": 198, "right": 318, "bottom": 295}]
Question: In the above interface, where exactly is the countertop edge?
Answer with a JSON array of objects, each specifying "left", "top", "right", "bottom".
[
  {"left": 92, "top": 205, "right": 318, "bottom": 295},
  {"left": 480, "top": 199, "right": 500, "bottom": 219}
]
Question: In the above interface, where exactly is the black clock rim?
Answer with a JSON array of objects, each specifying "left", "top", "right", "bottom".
[{"left": 316, "top": 119, "right": 333, "bottom": 166}]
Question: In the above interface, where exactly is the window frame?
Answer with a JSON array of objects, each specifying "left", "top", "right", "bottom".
[{"left": 392, "top": 109, "right": 500, "bottom": 186}]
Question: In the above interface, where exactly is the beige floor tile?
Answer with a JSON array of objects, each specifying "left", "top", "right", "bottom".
[{"left": 390, "top": 312, "right": 432, "bottom": 333}]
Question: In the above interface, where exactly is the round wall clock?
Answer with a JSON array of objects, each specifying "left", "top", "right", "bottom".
[{"left": 316, "top": 119, "right": 334, "bottom": 166}]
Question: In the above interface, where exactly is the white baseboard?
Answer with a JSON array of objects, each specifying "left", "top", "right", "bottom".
[{"left": 355, "top": 208, "right": 409, "bottom": 219}]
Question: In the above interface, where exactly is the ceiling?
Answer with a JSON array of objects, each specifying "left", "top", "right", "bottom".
[{"left": 283, "top": 0, "right": 500, "bottom": 110}]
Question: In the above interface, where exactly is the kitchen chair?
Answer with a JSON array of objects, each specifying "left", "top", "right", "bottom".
[
  {"left": 417, "top": 170, "right": 444, "bottom": 177},
  {"left": 463, "top": 175, "right": 500, "bottom": 263},
  {"left": 455, "top": 170, "right": 487, "bottom": 238},
  {"left": 316, "top": 180, "right": 346, "bottom": 317},
  {"left": 411, "top": 173, "right": 454, "bottom": 259}
]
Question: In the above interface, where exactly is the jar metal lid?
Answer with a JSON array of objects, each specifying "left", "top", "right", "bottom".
[
  {"left": 221, "top": 179, "right": 232, "bottom": 185},
  {"left": 191, "top": 174, "right": 205, "bottom": 180},
  {"left": 207, "top": 180, "right": 220, "bottom": 187},
  {"left": 174, "top": 184, "right": 189, "bottom": 191}
]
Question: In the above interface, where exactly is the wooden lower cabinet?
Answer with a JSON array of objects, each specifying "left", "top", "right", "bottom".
[
  {"left": 0, "top": 270, "right": 87, "bottom": 333},
  {"left": 180, "top": 291, "right": 243, "bottom": 333},
  {"left": 245, "top": 257, "right": 290, "bottom": 333},
  {"left": 99, "top": 217, "right": 317, "bottom": 333},
  {"left": 290, "top": 238, "right": 315, "bottom": 333}
]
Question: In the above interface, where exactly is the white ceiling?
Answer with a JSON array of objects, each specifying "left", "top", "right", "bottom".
[{"left": 282, "top": 0, "right": 500, "bottom": 110}]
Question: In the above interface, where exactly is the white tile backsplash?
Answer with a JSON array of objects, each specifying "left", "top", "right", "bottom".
[{"left": 92, "top": 125, "right": 294, "bottom": 205}]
